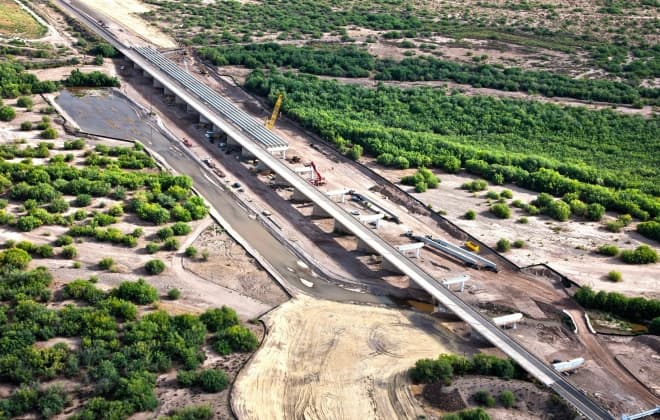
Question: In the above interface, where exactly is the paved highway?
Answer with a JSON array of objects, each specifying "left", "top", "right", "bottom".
[{"left": 57, "top": 2, "right": 613, "bottom": 418}]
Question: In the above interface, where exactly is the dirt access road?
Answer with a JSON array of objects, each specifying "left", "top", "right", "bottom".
[{"left": 233, "top": 295, "right": 474, "bottom": 419}]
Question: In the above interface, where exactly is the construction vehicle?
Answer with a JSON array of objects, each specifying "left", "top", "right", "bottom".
[
  {"left": 309, "top": 161, "right": 326, "bottom": 186},
  {"left": 182, "top": 138, "right": 192, "bottom": 147},
  {"left": 465, "top": 241, "right": 480, "bottom": 252},
  {"left": 265, "top": 94, "right": 284, "bottom": 130}
]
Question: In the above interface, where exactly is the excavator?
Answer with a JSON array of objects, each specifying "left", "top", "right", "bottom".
[{"left": 265, "top": 94, "right": 284, "bottom": 130}]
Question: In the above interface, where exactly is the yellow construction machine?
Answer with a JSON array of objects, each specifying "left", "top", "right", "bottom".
[{"left": 265, "top": 94, "right": 284, "bottom": 130}]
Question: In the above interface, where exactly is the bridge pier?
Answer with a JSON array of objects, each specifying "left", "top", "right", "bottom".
[
  {"left": 291, "top": 188, "right": 310, "bottom": 203},
  {"left": 199, "top": 114, "right": 211, "bottom": 124},
  {"left": 163, "top": 86, "right": 174, "bottom": 96},
  {"left": 174, "top": 95, "right": 185, "bottom": 105},
  {"left": 356, "top": 237, "right": 376, "bottom": 254},
  {"left": 142, "top": 70, "right": 152, "bottom": 79},
  {"left": 333, "top": 219, "right": 351, "bottom": 235},
  {"left": 381, "top": 258, "right": 404, "bottom": 274},
  {"left": 153, "top": 78, "right": 164, "bottom": 89},
  {"left": 241, "top": 147, "right": 256, "bottom": 159},
  {"left": 311, "top": 204, "right": 331, "bottom": 218}
]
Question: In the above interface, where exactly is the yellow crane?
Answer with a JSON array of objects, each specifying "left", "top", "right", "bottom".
[{"left": 265, "top": 94, "right": 284, "bottom": 130}]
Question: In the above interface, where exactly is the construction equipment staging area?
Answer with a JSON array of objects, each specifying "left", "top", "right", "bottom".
[{"left": 56, "top": 4, "right": 615, "bottom": 417}]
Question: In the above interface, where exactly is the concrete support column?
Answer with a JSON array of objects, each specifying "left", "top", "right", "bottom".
[
  {"left": 199, "top": 114, "right": 210, "bottom": 124},
  {"left": 356, "top": 238, "right": 375, "bottom": 253},
  {"left": 153, "top": 78, "right": 163, "bottom": 88},
  {"left": 174, "top": 95, "right": 185, "bottom": 105},
  {"left": 227, "top": 136, "right": 240, "bottom": 147},
  {"left": 186, "top": 103, "right": 197, "bottom": 114},
  {"left": 311, "top": 204, "right": 331, "bottom": 218},
  {"left": 164, "top": 87, "right": 173, "bottom": 96},
  {"left": 290, "top": 188, "right": 310, "bottom": 203},
  {"left": 142, "top": 70, "right": 152, "bottom": 79},
  {"left": 241, "top": 147, "right": 255, "bottom": 159},
  {"left": 381, "top": 258, "right": 404, "bottom": 274},
  {"left": 333, "top": 219, "right": 351, "bottom": 235}
]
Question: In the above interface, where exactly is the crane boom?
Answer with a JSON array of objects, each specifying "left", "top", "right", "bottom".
[{"left": 265, "top": 94, "right": 284, "bottom": 130}]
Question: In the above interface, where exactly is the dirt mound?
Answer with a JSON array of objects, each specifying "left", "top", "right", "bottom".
[{"left": 422, "top": 383, "right": 467, "bottom": 411}]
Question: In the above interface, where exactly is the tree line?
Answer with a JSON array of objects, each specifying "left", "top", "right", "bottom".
[
  {"left": 574, "top": 286, "right": 660, "bottom": 331},
  {"left": 199, "top": 43, "right": 657, "bottom": 105},
  {"left": 245, "top": 71, "right": 660, "bottom": 219},
  {"left": 63, "top": 69, "right": 120, "bottom": 88},
  {"left": 0, "top": 62, "right": 58, "bottom": 98}
]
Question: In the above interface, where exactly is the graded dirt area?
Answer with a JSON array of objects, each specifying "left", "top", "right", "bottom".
[
  {"left": 72, "top": 0, "right": 176, "bottom": 48},
  {"left": 232, "top": 295, "right": 473, "bottom": 420},
  {"left": 371, "top": 168, "right": 660, "bottom": 299},
  {"left": 0, "top": 0, "right": 45, "bottom": 38},
  {"left": 184, "top": 223, "right": 289, "bottom": 307}
]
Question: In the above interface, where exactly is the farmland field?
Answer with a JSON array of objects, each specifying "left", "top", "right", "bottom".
[{"left": 0, "top": 0, "right": 46, "bottom": 39}]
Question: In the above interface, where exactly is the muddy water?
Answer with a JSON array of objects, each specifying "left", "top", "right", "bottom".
[{"left": 56, "top": 89, "right": 164, "bottom": 144}]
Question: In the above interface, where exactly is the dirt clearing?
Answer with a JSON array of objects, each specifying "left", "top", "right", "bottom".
[
  {"left": 75, "top": 0, "right": 176, "bottom": 48},
  {"left": 233, "top": 295, "right": 474, "bottom": 419},
  {"left": 0, "top": 0, "right": 46, "bottom": 38}
]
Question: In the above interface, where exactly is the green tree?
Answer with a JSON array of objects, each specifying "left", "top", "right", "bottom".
[
  {"left": 496, "top": 238, "right": 511, "bottom": 252},
  {"left": 145, "top": 259, "right": 166, "bottom": 275},
  {"left": 0, "top": 106, "right": 16, "bottom": 121},
  {"left": 465, "top": 210, "right": 476, "bottom": 220},
  {"left": 196, "top": 369, "right": 229, "bottom": 393},
  {"left": 200, "top": 306, "right": 239, "bottom": 332},
  {"left": 499, "top": 390, "right": 515, "bottom": 408}
]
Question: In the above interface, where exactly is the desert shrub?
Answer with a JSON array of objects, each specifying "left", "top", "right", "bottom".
[
  {"left": 145, "top": 242, "right": 160, "bottom": 254},
  {"left": 145, "top": 259, "right": 166, "bottom": 275},
  {"left": 196, "top": 369, "right": 229, "bottom": 393},
  {"left": 574, "top": 286, "right": 660, "bottom": 324},
  {"left": 213, "top": 325, "right": 259, "bottom": 355},
  {"left": 517, "top": 217, "right": 528, "bottom": 224},
  {"left": 163, "top": 237, "right": 179, "bottom": 251},
  {"left": 20, "top": 121, "right": 32, "bottom": 131},
  {"left": 167, "top": 288, "right": 181, "bottom": 300},
  {"left": 620, "top": 245, "right": 658, "bottom": 264},
  {"left": 48, "top": 198, "right": 69, "bottom": 214},
  {"left": 60, "top": 245, "right": 77, "bottom": 259},
  {"left": 0, "top": 106, "right": 16, "bottom": 121},
  {"left": 111, "top": 278, "right": 158, "bottom": 304},
  {"left": 63, "top": 279, "right": 105, "bottom": 304},
  {"left": 585, "top": 203, "right": 606, "bottom": 221},
  {"left": 40, "top": 127, "right": 58, "bottom": 139},
  {"left": 171, "top": 222, "right": 191, "bottom": 236},
  {"left": 63, "top": 138, "right": 85, "bottom": 150},
  {"left": 157, "top": 227, "right": 174, "bottom": 240},
  {"left": 499, "top": 390, "right": 515, "bottom": 408},
  {"left": 74, "top": 194, "right": 92, "bottom": 207},
  {"left": 442, "top": 408, "right": 490, "bottom": 420},
  {"left": 473, "top": 390, "right": 495, "bottom": 407},
  {"left": 490, "top": 203, "right": 510, "bottom": 219},
  {"left": 496, "top": 238, "right": 511, "bottom": 252},
  {"left": 500, "top": 189, "right": 513, "bottom": 199},
  {"left": 200, "top": 306, "right": 239, "bottom": 332},
  {"left": 513, "top": 240, "right": 525, "bottom": 248},
  {"left": 486, "top": 191, "right": 500, "bottom": 200},
  {"left": 184, "top": 246, "right": 197, "bottom": 258},
  {"left": 16, "top": 96, "right": 33, "bottom": 108},
  {"left": 464, "top": 210, "right": 476, "bottom": 220},
  {"left": 0, "top": 247, "right": 32, "bottom": 270},
  {"left": 98, "top": 257, "right": 114, "bottom": 270},
  {"left": 35, "top": 244, "right": 54, "bottom": 258},
  {"left": 17, "top": 215, "right": 43, "bottom": 231},
  {"left": 37, "top": 385, "right": 70, "bottom": 418},
  {"left": 161, "top": 405, "right": 213, "bottom": 420},
  {"left": 597, "top": 244, "right": 619, "bottom": 256},
  {"left": 461, "top": 179, "right": 488, "bottom": 192},
  {"left": 608, "top": 270, "right": 623, "bottom": 282},
  {"left": 637, "top": 221, "right": 660, "bottom": 242}
]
